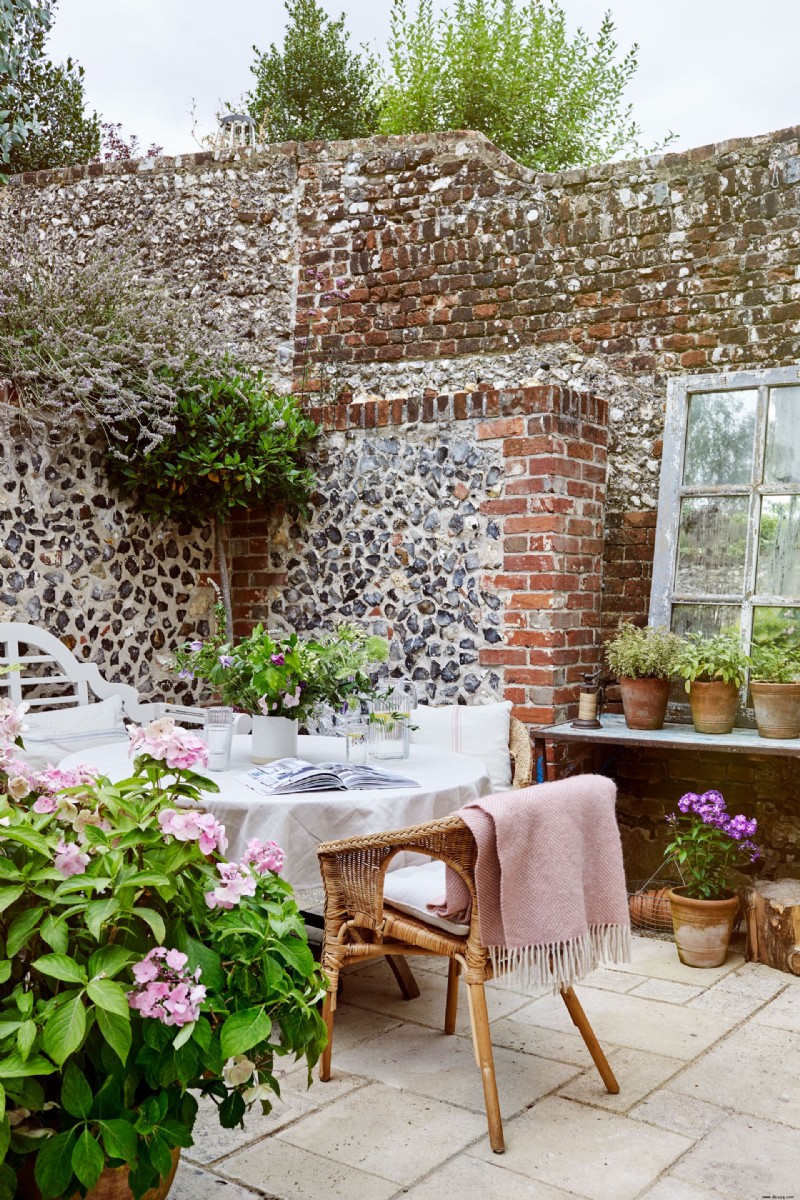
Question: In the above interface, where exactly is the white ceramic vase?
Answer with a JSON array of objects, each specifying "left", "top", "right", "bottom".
[{"left": 251, "top": 715, "right": 298, "bottom": 764}]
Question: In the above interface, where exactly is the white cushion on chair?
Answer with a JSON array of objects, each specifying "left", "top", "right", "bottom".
[
  {"left": 383, "top": 860, "right": 470, "bottom": 936},
  {"left": 410, "top": 701, "right": 512, "bottom": 792},
  {"left": 18, "top": 696, "right": 129, "bottom": 770}
]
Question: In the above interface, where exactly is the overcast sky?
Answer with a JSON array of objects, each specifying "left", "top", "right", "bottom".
[{"left": 47, "top": 0, "right": 799, "bottom": 160}]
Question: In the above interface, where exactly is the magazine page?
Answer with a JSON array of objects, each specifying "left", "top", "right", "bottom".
[{"left": 237, "top": 758, "right": 419, "bottom": 795}]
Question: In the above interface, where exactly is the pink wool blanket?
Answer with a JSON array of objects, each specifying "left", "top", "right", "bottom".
[{"left": 430, "top": 774, "right": 631, "bottom": 991}]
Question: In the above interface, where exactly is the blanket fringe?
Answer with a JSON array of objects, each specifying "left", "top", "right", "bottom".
[{"left": 488, "top": 923, "right": 632, "bottom": 994}]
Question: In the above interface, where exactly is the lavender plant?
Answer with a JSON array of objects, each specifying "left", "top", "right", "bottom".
[
  {"left": 665, "top": 789, "right": 760, "bottom": 900},
  {"left": 0, "top": 234, "right": 229, "bottom": 452}
]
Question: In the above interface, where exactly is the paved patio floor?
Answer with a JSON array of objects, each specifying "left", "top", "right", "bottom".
[{"left": 171, "top": 935, "right": 800, "bottom": 1200}]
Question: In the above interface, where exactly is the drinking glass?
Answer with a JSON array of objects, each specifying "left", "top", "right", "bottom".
[
  {"left": 368, "top": 682, "right": 417, "bottom": 760},
  {"left": 345, "top": 718, "right": 369, "bottom": 764},
  {"left": 204, "top": 707, "right": 235, "bottom": 771}
]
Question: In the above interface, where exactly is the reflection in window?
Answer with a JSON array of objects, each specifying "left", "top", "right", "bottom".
[
  {"left": 675, "top": 497, "right": 749, "bottom": 596},
  {"left": 757, "top": 495, "right": 800, "bottom": 597},
  {"left": 682, "top": 390, "right": 758, "bottom": 485},
  {"left": 752, "top": 607, "right": 800, "bottom": 654},
  {"left": 671, "top": 605, "right": 741, "bottom": 639},
  {"left": 765, "top": 387, "right": 800, "bottom": 484}
]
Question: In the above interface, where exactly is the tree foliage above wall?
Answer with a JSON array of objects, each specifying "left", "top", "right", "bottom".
[{"left": 0, "top": 0, "right": 52, "bottom": 175}]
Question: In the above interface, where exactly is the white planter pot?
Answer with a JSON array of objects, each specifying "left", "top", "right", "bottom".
[{"left": 251, "top": 715, "right": 299, "bottom": 764}]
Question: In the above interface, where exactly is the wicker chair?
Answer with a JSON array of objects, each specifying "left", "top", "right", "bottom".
[
  {"left": 317, "top": 812, "right": 619, "bottom": 1154},
  {"left": 508, "top": 714, "right": 533, "bottom": 788}
]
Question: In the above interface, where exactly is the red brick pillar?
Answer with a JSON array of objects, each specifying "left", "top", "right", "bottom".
[
  {"left": 479, "top": 386, "right": 608, "bottom": 755},
  {"left": 229, "top": 512, "right": 285, "bottom": 637}
]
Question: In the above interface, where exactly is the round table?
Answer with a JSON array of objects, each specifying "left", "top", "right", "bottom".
[{"left": 59, "top": 735, "right": 492, "bottom": 890}]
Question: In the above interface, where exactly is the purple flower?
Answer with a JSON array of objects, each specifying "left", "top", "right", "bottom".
[
  {"left": 178, "top": 668, "right": 194, "bottom": 681},
  {"left": 218, "top": 654, "right": 234, "bottom": 668},
  {"left": 270, "top": 653, "right": 285, "bottom": 666},
  {"left": 189, "top": 640, "right": 203, "bottom": 652}
]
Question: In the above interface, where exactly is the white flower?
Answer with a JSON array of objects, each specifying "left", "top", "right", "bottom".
[
  {"left": 222, "top": 1055, "right": 256, "bottom": 1088},
  {"left": 243, "top": 1083, "right": 274, "bottom": 1104},
  {"left": 7, "top": 776, "right": 31, "bottom": 801}
]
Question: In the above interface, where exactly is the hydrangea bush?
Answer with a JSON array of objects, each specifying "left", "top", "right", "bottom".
[
  {"left": 0, "top": 702, "right": 327, "bottom": 1200},
  {"left": 665, "top": 789, "right": 761, "bottom": 900}
]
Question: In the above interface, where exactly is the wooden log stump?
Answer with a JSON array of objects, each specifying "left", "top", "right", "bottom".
[{"left": 745, "top": 879, "right": 800, "bottom": 976}]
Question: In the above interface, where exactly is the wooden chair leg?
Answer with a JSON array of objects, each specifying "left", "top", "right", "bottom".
[
  {"left": 560, "top": 986, "right": 619, "bottom": 1094},
  {"left": 444, "top": 958, "right": 459, "bottom": 1034},
  {"left": 386, "top": 954, "right": 421, "bottom": 1000},
  {"left": 319, "top": 988, "right": 335, "bottom": 1082},
  {"left": 467, "top": 982, "right": 505, "bottom": 1154}
]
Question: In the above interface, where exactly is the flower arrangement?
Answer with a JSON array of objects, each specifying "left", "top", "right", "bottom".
[
  {"left": 0, "top": 708, "right": 326, "bottom": 1200},
  {"left": 174, "top": 612, "right": 389, "bottom": 722},
  {"left": 665, "top": 789, "right": 761, "bottom": 900}
]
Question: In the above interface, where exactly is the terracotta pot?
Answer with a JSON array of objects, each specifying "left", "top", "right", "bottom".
[
  {"left": 618, "top": 677, "right": 671, "bottom": 730},
  {"left": 750, "top": 681, "right": 800, "bottom": 739},
  {"left": 18, "top": 1149, "right": 180, "bottom": 1200},
  {"left": 668, "top": 887, "right": 740, "bottom": 968},
  {"left": 688, "top": 680, "right": 739, "bottom": 734},
  {"left": 628, "top": 886, "right": 671, "bottom": 928}
]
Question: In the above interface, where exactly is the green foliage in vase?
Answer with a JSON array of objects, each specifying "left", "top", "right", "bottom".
[
  {"left": 248, "top": 0, "right": 381, "bottom": 142},
  {"left": 174, "top": 607, "right": 389, "bottom": 721},
  {"left": 0, "top": 712, "right": 326, "bottom": 1200},
  {"left": 378, "top": 0, "right": 672, "bottom": 170},
  {"left": 676, "top": 633, "right": 750, "bottom": 692},
  {"left": 605, "top": 624, "right": 683, "bottom": 680}
]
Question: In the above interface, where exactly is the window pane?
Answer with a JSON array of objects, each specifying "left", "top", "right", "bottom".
[
  {"left": 756, "top": 495, "right": 800, "bottom": 596},
  {"left": 671, "top": 605, "right": 741, "bottom": 639},
  {"left": 752, "top": 606, "right": 800, "bottom": 653},
  {"left": 683, "top": 389, "right": 758, "bottom": 485},
  {"left": 764, "top": 386, "right": 800, "bottom": 483},
  {"left": 675, "top": 497, "right": 749, "bottom": 595}
]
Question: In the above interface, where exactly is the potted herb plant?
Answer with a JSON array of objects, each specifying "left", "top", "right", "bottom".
[
  {"left": 0, "top": 705, "right": 327, "bottom": 1200},
  {"left": 664, "top": 789, "right": 760, "bottom": 967},
  {"left": 748, "top": 644, "right": 800, "bottom": 739},
  {"left": 175, "top": 612, "right": 389, "bottom": 762},
  {"left": 605, "top": 624, "right": 683, "bottom": 730},
  {"left": 675, "top": 633, "right": 749, "bottom": 734}
]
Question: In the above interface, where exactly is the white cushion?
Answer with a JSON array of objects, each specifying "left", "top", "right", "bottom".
[
  {"left": 383, "top": 860, "right": 470, "bottom": 936},
  {"left": 410, "top": 700, "right": 512, "bottom": 792},
  {"left": 18, "top": 696, "right": 129, "bottom": 770}
]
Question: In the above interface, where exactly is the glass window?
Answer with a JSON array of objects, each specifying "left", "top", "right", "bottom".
[{"left": 650, "top": 370, "right": 800, "bottom": 674}]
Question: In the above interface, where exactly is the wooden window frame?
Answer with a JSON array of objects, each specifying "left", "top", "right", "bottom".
[{"left": 650, "top": 365, "right": 800, "bottom": 650}]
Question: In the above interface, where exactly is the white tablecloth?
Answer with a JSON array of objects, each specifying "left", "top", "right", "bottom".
[{"left": 59, "top": 735, "right": 492, "bottom": 890}]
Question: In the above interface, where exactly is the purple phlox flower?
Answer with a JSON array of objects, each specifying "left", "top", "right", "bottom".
[
  {"left": 218, "top": 654, "right": 234, "bottom": 668},
  {"left": 677, "top": 792, "right": 698, "bottom": 813},
  {"left": 270, "top": 652, "right": 285, "bottom": 666},
  {"left": 189, "top": 640, "right": 203, "bottom": 652}
]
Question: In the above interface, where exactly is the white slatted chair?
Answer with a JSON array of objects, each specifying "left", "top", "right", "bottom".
[{"left": 0, "top": 622, "right": 153, "bottom": 721}]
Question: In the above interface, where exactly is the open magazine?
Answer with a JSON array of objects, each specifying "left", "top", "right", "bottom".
[{"left": 238, "top": 758, "right": 419, "bottom": 796}]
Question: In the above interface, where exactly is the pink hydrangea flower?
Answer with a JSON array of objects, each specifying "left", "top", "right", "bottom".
[
  {"left": 54, "top": 840, "right": 90, "bottom": 879},
  {"left": 36, "top": 764, "right": 99, "bottom": 794},
  {"left": 205, "top": 861, "right": 257, "bottom": 910},
  {"left": 242, "top": 838, "right": 284, "bottom": 876},
  {"left": 128, "top": 947, "right": 206, "bottom": 1027},
  {"left": 157, "top": 808, "right": 228, "bottom": 856},
  {"left": 0, "top": 699, "right": 27, "bottom": 751},
  {"left": 129, "top": 718, "right": 209, "bottom": 771}
]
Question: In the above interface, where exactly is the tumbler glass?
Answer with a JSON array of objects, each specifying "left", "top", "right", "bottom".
[
  {"left": 345, "top": 718, "right": 369, "bottom": 764},
  {"left": 204, "top": 707, "right": 235, "bottom": 771}
]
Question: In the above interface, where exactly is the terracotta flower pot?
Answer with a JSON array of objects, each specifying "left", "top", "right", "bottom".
[
  {"left": 668, "top": 887, "right": 740, "bottom": 967},
  {"left": 628, "top": 886, "right": 671, "bottom": 928},
  {"left": 18, "top": 1149, "right": 180, "bottom": 1200},
  {"left": 618, "top": 677, "right": 671, "bottom": 730},
  {"left": 688, "top": 680, "right": 739, "bottom": 734},
  {"left": 750, "top": 681, "right": 800, "bottom": 740}
]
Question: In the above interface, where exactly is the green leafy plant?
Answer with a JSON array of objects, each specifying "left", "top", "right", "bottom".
[
  {"left": 0, "top": 0, "right": 53, "bottom": 177},
  {"left": 174, "top": 606, "right": 389, "bottom": 721},
  {"left": 675, "top": 633, "right": 750, "bottom": 692},
  {"left": 105, "top": 371, "right": 320, "bottom": 638},
  {"left": 665, "top": 789, "right": 760, "bottom": 900},
  {"left": 0, "top": 708, "right": 326, "bottom": 1199},
  {"left": 379, "top": 0, "right": 674, "bottom": 170},
  {"left": 605, "top": 624, "right": 683, "bottom": 680},
  {"left": 247, "top": 0, "right": 381, "bottom": 142},
  {"left": 747, "top": 644, "right": 800, "bottom": 684}
]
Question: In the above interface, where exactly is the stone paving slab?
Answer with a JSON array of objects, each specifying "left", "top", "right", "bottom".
[
  {"left": 402, "top": 1156, "right": 576, "bottom": 1199},
  {"left": 669, "top": 1113, "right": 800, "bottom": 1199},
  {"left": 557, "top": 1046, "right": 685, "bottom": 1113}
]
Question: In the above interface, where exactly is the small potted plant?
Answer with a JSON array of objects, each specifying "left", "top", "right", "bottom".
[
  {"left": 605, "top": 624, "right": 683, "bottom": 730},
  {"left": 675, "top": 633, "right": 749, "bottom": 734},
  {"left": 748, "top": 644, "right": 800, "bottom": 739},
  {"left": 664, "top": 789, "right": 760, "bottom": 967},
  {"left": 0, "top": 705, "right": 327, "bottom": 1200},
  {"left": 175, "top": 609, "right": 389, "bottom": 762}
]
